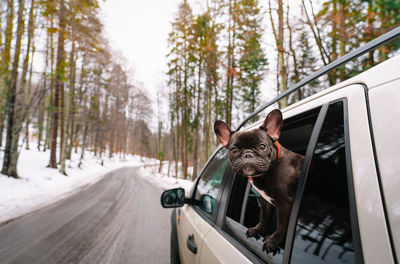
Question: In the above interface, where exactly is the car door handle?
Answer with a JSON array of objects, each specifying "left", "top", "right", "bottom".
[{"left": 186, "top": 234, "right": 197, "bottom": 254}]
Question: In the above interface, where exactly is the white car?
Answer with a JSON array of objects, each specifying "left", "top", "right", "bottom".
[{"left": 161, "top": 28, "right": 400, "bottom": 264}]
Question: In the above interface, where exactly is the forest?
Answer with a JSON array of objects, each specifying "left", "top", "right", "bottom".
[
  {"left": 164, "top": 0, "right": 400, "bottom": 180},
  {"left": 0, "top": 0, "right": 155, "bottom": 178},
  {"left": 0, "top": 0, "right": 399, "bottom": 179}
]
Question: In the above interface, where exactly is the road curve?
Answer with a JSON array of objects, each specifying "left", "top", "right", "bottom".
[{"left": 0, "top": 167, "right": 172, "bottom": 264}]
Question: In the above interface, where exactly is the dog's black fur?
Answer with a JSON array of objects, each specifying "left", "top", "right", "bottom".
[{"left": 214, "top": 109, "right": 304, "bottom": 254}]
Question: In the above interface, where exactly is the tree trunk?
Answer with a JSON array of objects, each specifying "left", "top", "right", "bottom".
[
  {"left": 0, "top": 0, "right": 15, "bottom": 148},
  {"left": 156, "top": 89, "right": 164, "bottom": 173},
  {"left": 60, "top": 111, "right": 68, "bottom": 175},
  {"left": 193, "top": 62, "right": 202, "bottom": 180},
  {"left": 25, "top": 45, "right": 35, "bottom": 150},
  {"left": 338, "top": 0, "right": 346, "bottom": 81},
  {"left": 59, "top": 79, "right": 65, "bottom": 166},
  {"left": 38, "top": 31, "right": 50, "bottom": 151},
  {"left": 37, "top": 89, "right": 45, "bottom": 150},
  {"left": 45, "top": 19, "right": 56, "bottom": 152},
  {"left": 59, "top": 72, "right": 68, "bottom": 175},
  {"left": 330, "top": 0, "right": 338, "bottom": 84},
  {"left": 181, "top": 23, "right": 189, "bottom": 180},
  {"left": 67, "top": 47, "right": 76, "bottom": 160},
  {"left": 2, "top": 0, "right": 14, "bottom": 71},
  {"left": 59, "top": 65, "right": 67, "bottom": 174},
  {"left": 367, "top": 2, "right": 374, "bottom": 67},
  {"left": 78, "top": 125, "right": 88, "bottom": 168},
  {"left": 378, "top": 0, "right": 387, "bottom": 61},
  {"left": 269, "top": 0, "right": 287, "bottom": 108},
  {"left": 171, "top": 117, "right": 178, "bottom": 178},
  {"left": 225, "top": 0, "right": 236, "bottom": 126},
  {"left": 301, "top": 0, "right": 330, "bottom": 69},
  {"left": 1, "top": 0, "right": 25, "bottom": 178},
  {"left": 49, "top": 0, "right": 66, "bottom": 169},
  {"left": 21, "top": 0, "right": 36, "bottom": 150},
  {"left": 286, "top": 4, "right": 301, "bottom": 102},
  {"left": 277, "top": 0, "right": 287, "bottom": 108}
]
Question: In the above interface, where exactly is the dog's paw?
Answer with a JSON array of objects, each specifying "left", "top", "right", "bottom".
[
  {"left": 262, "top": 236, "right": 282, "bottom": 255},
  {"left": 246, "top": 227, "right": 261, "bottom": 240}
]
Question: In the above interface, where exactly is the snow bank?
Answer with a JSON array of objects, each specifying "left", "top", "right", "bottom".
[
  {"left": 138, "top": 161, "right": 194, "bottom": 195},
  {"left": 0, "top": 146, "right": 142, "bottom": 224},
  {"left": 0, "top": 142, "right": 195, "bottom": 225}
]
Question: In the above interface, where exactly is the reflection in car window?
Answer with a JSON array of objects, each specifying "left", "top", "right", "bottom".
[
  {"left": 291, "top": 101, "right": 358, "bottom": 264},
  {"left": 194, "top": 148, "right": 228, "bottom": 217}
]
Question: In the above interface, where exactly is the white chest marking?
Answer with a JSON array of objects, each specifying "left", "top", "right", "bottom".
[{"left": 250, "top": 182, "right": 275, "bottom": 205}]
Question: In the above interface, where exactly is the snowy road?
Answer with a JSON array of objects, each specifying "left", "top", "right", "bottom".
[{"left": 0, "top": 167, "right": 172, "bottom": 264}]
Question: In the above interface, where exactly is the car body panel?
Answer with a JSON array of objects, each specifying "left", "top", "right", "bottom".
[
  {"left": 177, "top": 205, "right": 212, "bottom": 264},
  {"left": 369, "top": 78, "right": 400, "bottom": 259},
  {"left": 200, "top": 229, "right": 253, "bottom": 264}
]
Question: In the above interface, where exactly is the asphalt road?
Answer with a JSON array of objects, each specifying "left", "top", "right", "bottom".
[{"left": 0, "top": 167, "right": 172, "bottom": 264}]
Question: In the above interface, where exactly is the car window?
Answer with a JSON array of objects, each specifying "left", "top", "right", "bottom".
[
  {"left": 223, "top": 107, "right": 321, "bottom": 263},
  {"left": 290, "top": 101, "right": 360, "bottom": 263},
  {"left": 194, "top": 148, "right": 229, "bottom": 218}
]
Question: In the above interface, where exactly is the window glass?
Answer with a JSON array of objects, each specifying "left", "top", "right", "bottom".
[
  {"left": 194, "top": 148, "right": 228, "bottom": 217},
  {"left": 223, "top": 107, "right": 320, "bottom": 263},
  {"left": 291, "top": 101, "right": 357, "bottom": 264}
]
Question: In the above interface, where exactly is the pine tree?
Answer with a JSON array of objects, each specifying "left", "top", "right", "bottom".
[
  {"left": 167, "top": 1, "right": 195, "bottom": 179},
  {"left": 237, "top": 0, "right": 267, "bottom": 115}
]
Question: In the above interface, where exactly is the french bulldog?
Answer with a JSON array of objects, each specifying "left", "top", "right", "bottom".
[{"left": 214, "top": 109, "right": 304, "bottom": 254}]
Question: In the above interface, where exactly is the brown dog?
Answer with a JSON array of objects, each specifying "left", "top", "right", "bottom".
[{"left": 214, "top": 109, "right": 304, "bottom": 254}]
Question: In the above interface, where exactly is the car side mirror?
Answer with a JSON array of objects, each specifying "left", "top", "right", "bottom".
[
  {"left": 161, "top": 188, "right": 186, "bottom": 208},
  {"left": 199, "top": 194, "right": 215, "bottom": 214}
]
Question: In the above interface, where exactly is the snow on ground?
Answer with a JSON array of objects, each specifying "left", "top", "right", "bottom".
[
  {"left": 0, "top": 142, "right": 194, "bottom": 225},
  {"left": 0, "top": 145, "right": 144, "bottom": 224},
  {"left": 139, "top": 161, "right": 194, "bottom": 194}
]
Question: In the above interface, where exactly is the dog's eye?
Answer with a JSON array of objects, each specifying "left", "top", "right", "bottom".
[
  {"left": 230, "top": 147, "right": 238, "bottom": 155},
  {"left": 259, "top": 143, "right": 266, "bottom": 150}
]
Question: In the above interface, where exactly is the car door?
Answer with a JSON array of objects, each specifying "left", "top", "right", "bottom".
[
  {"left": 210, "top": 84, "right": 393, "bottom": 263},
  {"left": 177, "top": 147, "right": 230, "bottom": 264},
  {"left": 285, "top": 85, "right": 393, "bottom": 263}
]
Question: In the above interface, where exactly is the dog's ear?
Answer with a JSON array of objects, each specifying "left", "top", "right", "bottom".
[
  {"left": 214, "top": 120, "right": 233, "bottom": 147},
  {"left": 260, "top": 109, "right": 283, "bottom": 141}
]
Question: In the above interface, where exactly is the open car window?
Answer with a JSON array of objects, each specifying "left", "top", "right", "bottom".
[
  {"left": 290, "top": 101, "right": 361, "bottom": 263},
  {"left": 223, "top": 107, "right": 321, "bottom": 263},
  {"left": 222, "top": 101, "right": 362, "bottom": 263},
  {"left": 194, "top": 148, "right": 229, "bottom": 218}
]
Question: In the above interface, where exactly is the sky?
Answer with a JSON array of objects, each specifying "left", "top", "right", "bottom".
[
  {"left": 99, "top": 0, "right": 279, "bottom": 127},
  {"left": 100, "top": 0, "right": 184, "bottom": 99}
]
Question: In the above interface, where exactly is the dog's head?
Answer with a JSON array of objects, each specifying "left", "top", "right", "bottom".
[{"left": 214, "top": 110, "right": 282, "bottom": 177}]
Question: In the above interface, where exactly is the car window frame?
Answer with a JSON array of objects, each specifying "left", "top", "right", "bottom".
[
  {"left": 283, "top": 99, "right": 364, "bottom": 264},
  {"left": 210, "top": 99, "right": 364, "bottom": 264},
  {"left": 213, "top": 104, "right": 330, "bottom": 263},
  {"left": 191, "top": 146, "right": 233, "bottom": 224},
  {"left": 184, "top": 98, "right": 364, "bottom": 264}
]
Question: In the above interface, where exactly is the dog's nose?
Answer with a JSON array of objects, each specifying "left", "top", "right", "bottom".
[{"left": 243, "top": 152, "right": 254, "bottom": 159}]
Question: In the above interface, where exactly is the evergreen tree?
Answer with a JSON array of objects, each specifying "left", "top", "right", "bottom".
[{"left": 236, "top": 0, "right": 268, "bottom": 115}]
